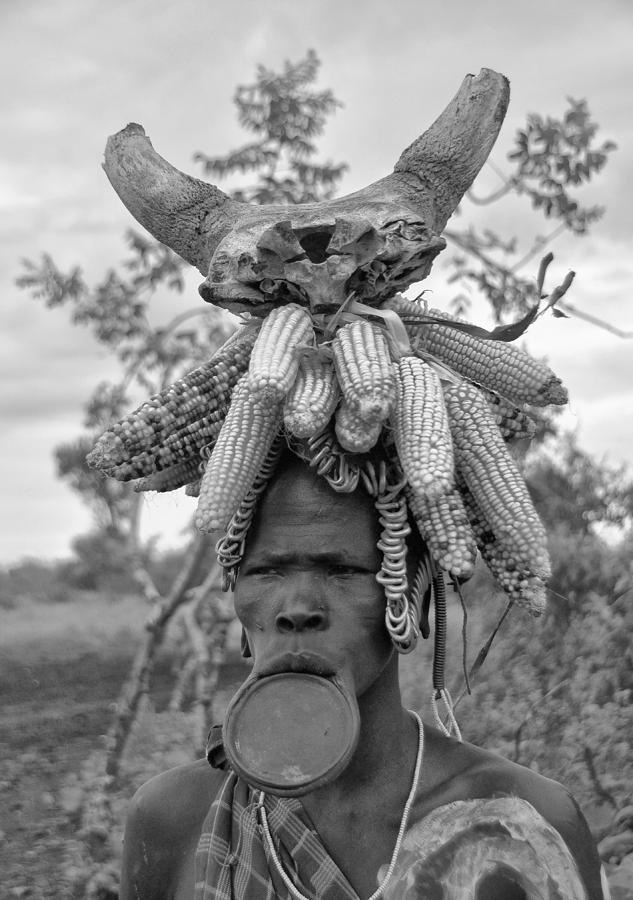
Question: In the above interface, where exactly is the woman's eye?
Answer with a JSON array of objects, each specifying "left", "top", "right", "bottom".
[{"left": 328, "top": 565, "right": 361, "bottom": 577}]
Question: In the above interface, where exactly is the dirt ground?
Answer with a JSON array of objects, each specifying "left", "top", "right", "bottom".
[
  {"left": 2, "top": 646, "right": 146, "bottom": 897},
  {"left": 0, "top": 630, "right": 247, "bottom": 899},
  {"left": 3, "top": 601, "right": 631, "bottom": 899}
]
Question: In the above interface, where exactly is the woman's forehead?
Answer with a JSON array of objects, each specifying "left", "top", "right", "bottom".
[{"left": 246, "top": 460, "right": 381, "bottom": 558}]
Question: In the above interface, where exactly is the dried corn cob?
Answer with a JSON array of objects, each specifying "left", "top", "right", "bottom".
[
  {"left": 392, "top": 356, "right": 453, "bottom": 501},
  {"left": 460, "top": 480, "right": 547, "bottom": 615},
  {"left": 88, "top": 324, "right": 259, "bottom": 471},
  {"left": 382, "top": 294, "right": 567, "bottom": 407},
  {"left": 483, "top": 388, "right": 537, "bottom": 441},
  {"left": 331, "top": 319, "right": 396, "bottom": 421},
  {"left": 445, "top": 381, "right": 551, "bottom": 581},
  {"left": 132, "top": 456, "right": 203, "bottom": 493},
  {"left": 185, "top": 479, "right": 201, "bottom": 498},
  {"left": 283, "top": 352, "right": 340, "bottom": 439},
  {"left": 406, "top": 486, "right": 477, "bottom": 580},
  {"left": 335, "top": 400, "right": 383, "bottom": 454},
  {"left": 247, "top": 303, "right": 314, "bottom": 407},
  {"left": 101, "top": 413, "right": 225, "bottom": 482},
  {"left": 195, "top": 374, "right": 283, "bottom": 532}
]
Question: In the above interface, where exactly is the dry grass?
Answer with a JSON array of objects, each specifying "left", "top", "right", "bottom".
[{"left": 0, "top": 592, "right": 148, "bottom": 661}]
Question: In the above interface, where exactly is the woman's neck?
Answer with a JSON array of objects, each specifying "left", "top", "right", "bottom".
[{"left": 301, "top": 657, "right": 417, "bottom": 810}]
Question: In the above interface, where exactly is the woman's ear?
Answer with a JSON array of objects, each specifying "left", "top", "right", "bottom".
[{"left": 240, "top": 627, "right": 252, "bottom": 659}]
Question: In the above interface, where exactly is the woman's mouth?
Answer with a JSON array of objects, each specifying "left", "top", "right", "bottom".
[{"left": 254, "top": 650, "right": 338, "bottom": 679}]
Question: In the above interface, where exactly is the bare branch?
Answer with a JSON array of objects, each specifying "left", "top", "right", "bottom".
[
  {"left": 104, "top": 533, "right": 210, "bottom": 780},
  {"left": 510, "top": 223, "right": 567, "bottom": 273},
  {"left": 512, "top": 679, "right": 569, "bottom": 763},
  {"left": 466, "top": 181, "right": 514, "bottom": 205},
  {"left": 150, "top": 533, "right": 211, "bottom": 630},
  {"left": 126, "top": 492, "right": 163, "bottom": 605},
  {"left": 168, "top": 653, "right": 197, "bottom": 712},
  {"left": 556, "top": 301, "right": 633, "bottom": 339},
  {"left": 583, "top": 745, "right": 618, "bottom": 810}
]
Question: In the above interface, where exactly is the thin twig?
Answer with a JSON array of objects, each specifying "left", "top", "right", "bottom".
[
  {"left": 453, "top": 598, "right": 515, "bottom": 711},
  {"left": 583, "top": 745, "right": 618, "bottom": 810},
  {"left": 453, "top": 579, "right": 471, "bottom": 695},
  {"left": 512, "top": 679, "right": 569, "bottom": 763},
  {"left": 104, "top": 533, "right": 210, "bottom": 779},
  {"left": 466, "top": 182, "right": 514, "bottom": 205},
  {"left": 556, "top": 302, "right": 633, "bottom": 338},
  {"left": 127, "top": 492, "right": 162, "bottom": 605},
  {"left": 466, "top": 160, "right": 516, "bottom": 205},
  {"left": 169, "top": 654, "right": 197, "bottom": 712},
  {"left": 510, "top": 224, "right": 567, "bottom": 274},
  {"left": 119, "top": 306, "right": 218, "bottom": 395}
]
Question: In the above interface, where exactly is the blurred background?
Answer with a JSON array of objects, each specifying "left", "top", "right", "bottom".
[{"left": 2, "top": 1, "right": 632, "bottom": 897}]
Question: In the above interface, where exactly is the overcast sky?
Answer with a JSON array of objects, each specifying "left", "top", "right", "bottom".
[{"left": 1, "top": 0, "right": 632, "bottom": 564}]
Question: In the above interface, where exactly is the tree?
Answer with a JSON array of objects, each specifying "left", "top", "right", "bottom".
[
  {"left": 17, "top": 50, "right": 629, "bottom": 894},
  {"left": 15, "top": 52, "right": 351, "bottom": 898},
  {"left": 194, "top": 48, "right": 347, "bottom": 204},
  {"left": 443, "top": 96, "right": 617, "bottom": 323},
  {"left": 527, "top": 433, "right": 633, "bottom": 537}
]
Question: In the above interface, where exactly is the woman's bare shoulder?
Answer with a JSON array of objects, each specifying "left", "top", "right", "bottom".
[
  {"left": 422, "top": 728, "right": 604, "bottom": 898},
  {"left": 119, "top": 759, "right": 226, "bottom": 900},
  {"left": 129, "top": 757, "right": 225, "bottom": 832}
]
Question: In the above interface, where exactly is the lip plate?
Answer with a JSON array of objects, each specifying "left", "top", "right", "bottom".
[{"left": 224, "top": 671, "right": 360, "bottom": 796}]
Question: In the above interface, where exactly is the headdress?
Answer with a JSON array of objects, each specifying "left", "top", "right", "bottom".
[{"left": 87, "top": 70, "right": 568, "bottom": 725}]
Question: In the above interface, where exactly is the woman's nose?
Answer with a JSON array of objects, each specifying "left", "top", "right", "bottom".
[{"left": 275, "top": 605, "right": 327, "bottom": 634}]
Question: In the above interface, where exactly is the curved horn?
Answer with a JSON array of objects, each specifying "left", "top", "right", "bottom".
[
  {"left": 103, "top": 124, "right": 243, "bottom": 274},
  {"left": 391, "top": 68, "right": 510, "bottom": 231}
]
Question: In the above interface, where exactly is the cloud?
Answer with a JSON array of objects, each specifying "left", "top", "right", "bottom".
[{"left": 2, "top": 0, "right": 632, "bottom": 563}]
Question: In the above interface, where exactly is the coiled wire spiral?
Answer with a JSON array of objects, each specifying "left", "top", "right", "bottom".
[
  {"left": 214, "top": 432, "right": 425, "bottom": 659},
  {"left": 215, "top": 433, "right": 284, "bottom": 591},
  {"left": 301, "top": 427, "right": 360, "bottom": 493},
  {"left": 430, "top": 570, "right": 462, "bottom": 739},
  {"left": 361, "top": 460, "right": 419, "bottom": 654}
]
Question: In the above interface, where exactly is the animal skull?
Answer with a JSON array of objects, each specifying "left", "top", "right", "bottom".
[{"left": 103, "top": 69, "right": 509, "bottom": 315}]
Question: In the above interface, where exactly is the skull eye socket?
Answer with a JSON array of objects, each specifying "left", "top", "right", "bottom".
[{"left": 297, "top": 227, "right": 335, "bottom": 263}]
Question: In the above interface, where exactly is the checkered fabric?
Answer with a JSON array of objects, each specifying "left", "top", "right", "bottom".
[{"left": 194, "top": 769, "right": 361, "bottom": 900}]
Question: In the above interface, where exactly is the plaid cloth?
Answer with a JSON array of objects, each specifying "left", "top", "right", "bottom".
[
  {"left": 194, "top": 728, "right": 595, "bottom": 899},
  {"left": 194, "top": 769, "right": 361, "bottom": 900},
  {"left": 194, "top": 725, "right": 361, "bottom": 899}
]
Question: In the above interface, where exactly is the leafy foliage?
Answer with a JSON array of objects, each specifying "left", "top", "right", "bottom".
[
  {"left": 16, "top": 233, "right": 226, "bottom": 388},
  {"left": 0, "top": 557, "right": 73, "bottom": 607},
  {"left": 16, "top": 50, "right": 348, "bottom": 575},
  {"left": 401, "top": 430, "right": 633, "bottom": 819},
  {"left": 17, "top": 229, "right": 235, "bottom": 564},
  {"left": 194, "top": 49, "right": 348, "bottom": 203},
  {"left": 508, "top": 98, "right": 615, "bottom": 233},
  {"left": 445, "top": 97, "right": 616, "bottom": 320},
  {"left": 454, "top": 523, "right": 633, "bottom": 814},
  {"left": 527, "top": 434, "right": 633, "bottom": 537},
  {"left": 15, "top": 51, "right": 633, "bottom": 894},
  {"left": 55, "top": 436, "right": 134, "bottom": 532}
]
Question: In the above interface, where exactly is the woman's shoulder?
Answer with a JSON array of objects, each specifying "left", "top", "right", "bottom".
[
  {"left": 423, "top": 726, "right": 574, "bottom": 806},
  {"left": 418, "top": 727, "right": 604, "bottom": 898},
  {"left": 129, "top": 756, "right": 226, "bottom": 830},
  {"left": 119, "top": 759, "right": 226, "bottom": 900}
]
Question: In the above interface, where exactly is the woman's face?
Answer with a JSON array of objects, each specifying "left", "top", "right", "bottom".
[{"left": 234, "top": 458, "right": 395, "bottom": 698}]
